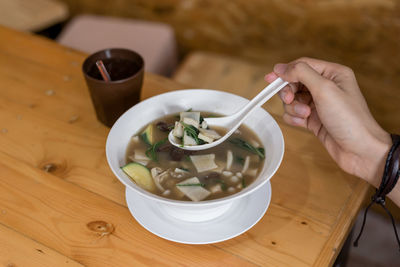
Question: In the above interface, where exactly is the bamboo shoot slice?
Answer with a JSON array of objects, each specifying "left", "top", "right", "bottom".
[
  {"left": 198, "top": 133, "right": 213, "bottom": 144},
  {"left": 176, "top": 177, "right": 211, "bottom": 201},
  {"left": 180, "top": 111, "right": 200, "bottom": 123},
  {"left": 129, "top": 158, "right": 149, "bottom": 166},
  {"left": 199, "top": 128, "right": 221, "bottom": 139},
  {"left": 132, "top": 150, "right": 148, "bottom": 160},
  {"left": 213, "top": 161, "right": 225, "bottom": 173},
  {"left": 183, "top": 117, "right": 199, "bottom": 129},
  {"left": 190, "top": 154, "right": 218, "bottom": 172}
]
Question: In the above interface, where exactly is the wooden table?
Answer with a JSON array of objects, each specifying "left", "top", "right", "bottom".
[{"left": 0, "top": 26, "right": 369, "bottom": 267}]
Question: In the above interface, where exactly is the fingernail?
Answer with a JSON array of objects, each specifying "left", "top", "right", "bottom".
[
  {"left": 274, "top": 63, "right": 287, "bottom": 75},
  {"left": 294, "top": 104, "right": 308, "bottom": 116}
]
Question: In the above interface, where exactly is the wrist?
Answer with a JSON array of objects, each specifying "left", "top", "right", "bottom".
[{"left": 362, "top": 132, "right": 392, "bottom": 188}]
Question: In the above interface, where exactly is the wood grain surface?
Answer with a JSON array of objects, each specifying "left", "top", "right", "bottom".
[
  {"left": 0, "top": 25, "right": 370, "bottom": 266},
  {"left": 0, "top": 224, "right": 84, "bottom": 267}
]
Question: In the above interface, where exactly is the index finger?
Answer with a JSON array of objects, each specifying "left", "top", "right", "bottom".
[
  {"left": 291, "top": 57, "right": 353, "bottom": 82},
  {"left": 265, "top": 72, "right": 299, "bottom": 104}
]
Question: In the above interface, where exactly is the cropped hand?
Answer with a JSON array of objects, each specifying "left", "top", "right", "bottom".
[{"left": 265, "top": 58, "right": 391, "bottom": 187}]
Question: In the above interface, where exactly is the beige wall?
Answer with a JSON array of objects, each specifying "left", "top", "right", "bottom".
[{"left": 62, "top": 0, "right": 400, "bottom": 74}]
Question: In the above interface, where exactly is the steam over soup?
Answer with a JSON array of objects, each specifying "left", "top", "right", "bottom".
[{"left": 123, "top": 111, "right": 265, "bottom": 201}]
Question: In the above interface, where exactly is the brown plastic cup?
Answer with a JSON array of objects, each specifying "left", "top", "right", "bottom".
[{"left": 82, "top": 48, "right": 144, "bottom": 127}]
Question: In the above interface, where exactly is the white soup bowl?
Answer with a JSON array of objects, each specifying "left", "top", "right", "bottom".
[{"left": 106, "top": 89, "right": 284, "bottom": 222}]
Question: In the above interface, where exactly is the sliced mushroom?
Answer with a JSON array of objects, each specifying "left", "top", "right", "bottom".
[
  {"left": 172, "top": 121, "right": 184, "bottom": 138},
  {"left": 174, "top": 168, "right": 189, "bottom": 173},
  {"left": 170, "top": 168, "right": 189, "bottom": 179},
  {"left": 150, "top": 167, "right": 169, "bottom": 192},
  {"left": 226, "top": 150, "right": 233, "bottom": 170},
  {"left": 242, "top": 156, "right": 250, "bottom": 173}
]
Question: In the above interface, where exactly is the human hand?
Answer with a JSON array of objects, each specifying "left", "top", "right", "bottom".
[{"left": 265, "top": 58, "right": 391, "bottom": 187}]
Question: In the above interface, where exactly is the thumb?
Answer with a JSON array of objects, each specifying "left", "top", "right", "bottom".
[{"left": 274, "top": 61, "right": 332, "bottom": 100}]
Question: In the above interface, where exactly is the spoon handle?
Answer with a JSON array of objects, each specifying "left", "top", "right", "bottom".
[
  {"left": 227, "top": 78, "right": 288, "bottom": 127},
  {"left": 171, "top": 78, "right": 288, "bottom": 150}
]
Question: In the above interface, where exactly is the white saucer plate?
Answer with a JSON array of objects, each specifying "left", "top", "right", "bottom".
[{"left": 125, "top": 181, "right": 272, "bottom": 244}]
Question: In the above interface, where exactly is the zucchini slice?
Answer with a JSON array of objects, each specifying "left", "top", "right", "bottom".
[
  {"left": 121, "top": 162, "right": 156, "bottom": 192},
  {"left": 140, "top": 124, "right": 154, "bottom": 145}
]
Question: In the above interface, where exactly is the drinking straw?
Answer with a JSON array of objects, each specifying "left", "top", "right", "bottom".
[{"left": 95, "top": 60, "right": 111, "bottom": 82}]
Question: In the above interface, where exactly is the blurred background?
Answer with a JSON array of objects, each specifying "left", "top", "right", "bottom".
[
  {"left": 2, "top": 0, "right": 398, "bottom": 130},
  {"left": 1, "top": 0, "right": 399, "bottom": 265}
]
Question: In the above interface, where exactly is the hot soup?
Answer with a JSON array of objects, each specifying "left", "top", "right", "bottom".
[{"left": 123, "top": 111, "right": 265, "bottom": 201}]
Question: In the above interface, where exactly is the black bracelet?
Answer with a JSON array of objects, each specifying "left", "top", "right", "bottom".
[{"left": 353, "top": 134, "right": 400, "bottom": 251}]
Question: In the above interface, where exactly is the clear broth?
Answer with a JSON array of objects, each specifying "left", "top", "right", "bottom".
[{"left": 125, "top": 112, "right": 265, "bottom": 201}]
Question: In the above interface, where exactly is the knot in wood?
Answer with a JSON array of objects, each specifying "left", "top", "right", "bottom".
[
  {"left": 87, "top": 221, "right": 114, "bottom": 236},
  {"left": 40, "top": 160, "right": 67, "bottom": 176},
  {"left": 42, "top": 163, "right": 57, "bottom": 173}
]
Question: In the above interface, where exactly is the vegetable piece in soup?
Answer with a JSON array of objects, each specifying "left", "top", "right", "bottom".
[
  {"left": 123, "top": 111, "right": 265, "bottom": 201},
  {"left": 171, "top": 111, "right": 222, "bottom": 146}
]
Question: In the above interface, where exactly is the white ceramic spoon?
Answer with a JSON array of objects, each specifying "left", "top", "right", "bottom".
[{"left": 168, "top": 77, "right": 288, "bottom": 150}]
